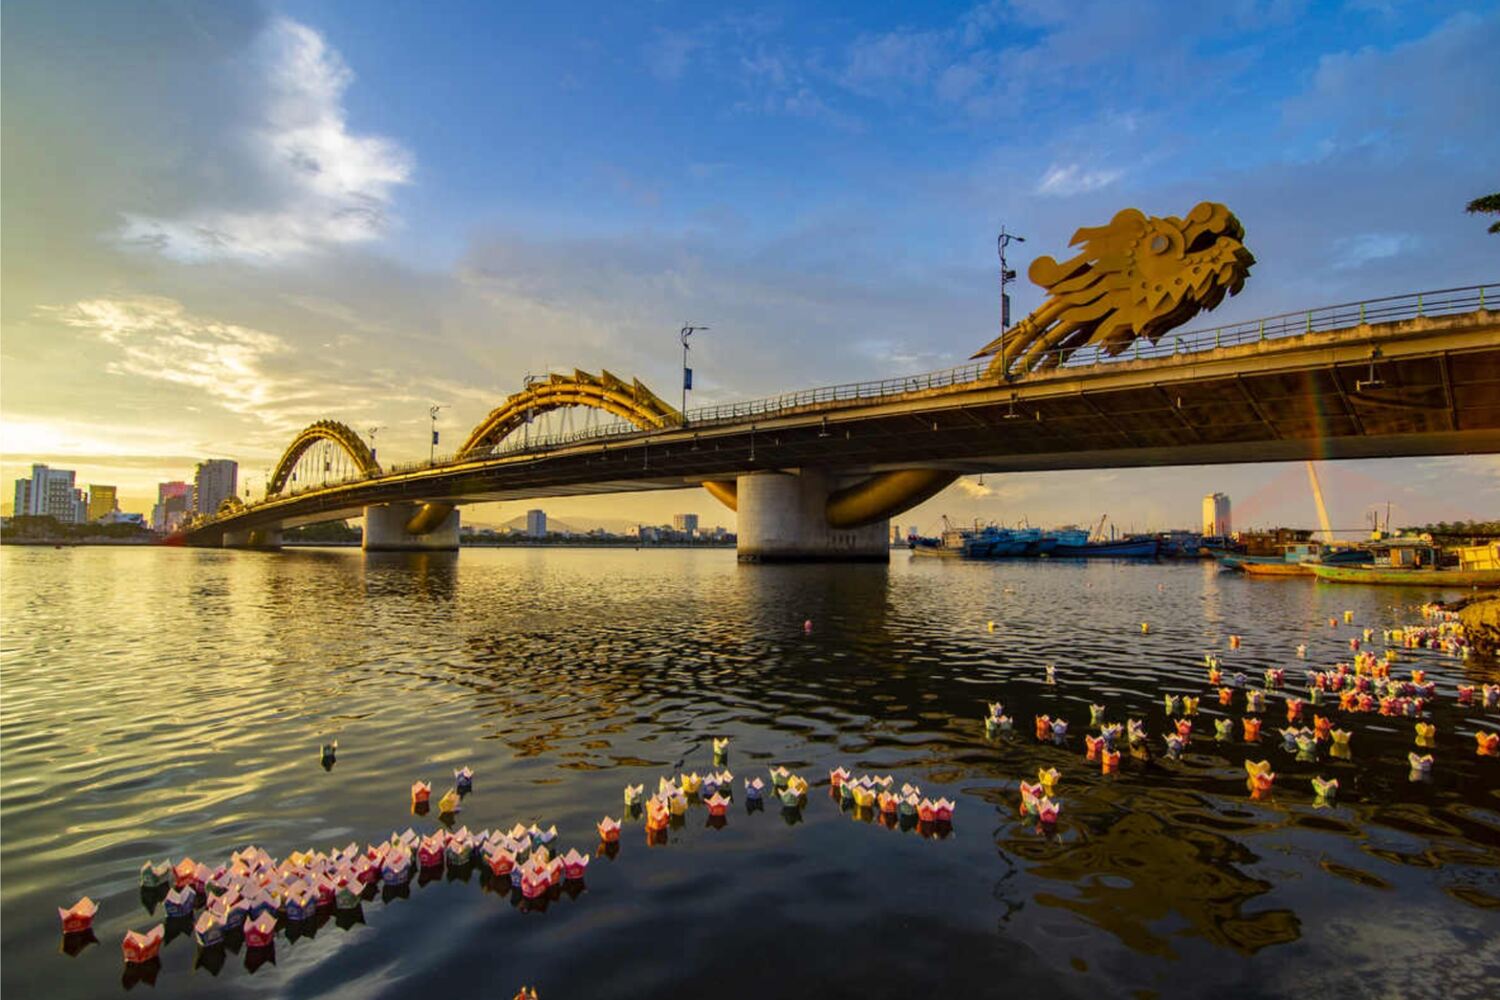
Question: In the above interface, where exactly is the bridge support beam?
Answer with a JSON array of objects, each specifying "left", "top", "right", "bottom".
[
  {"left": 363, "top": 502, "right": 460, "bottom": 552},
  {"left": 735, "top": 471, "right": 889, "bottom": 563},
  {"left": 223, "top": 527, "right": 283, "bottom": 549}
]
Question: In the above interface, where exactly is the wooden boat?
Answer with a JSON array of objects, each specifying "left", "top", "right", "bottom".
[
  {"left": 1311, "top": 540, "right": 1500, "bottom": 587},
  {"left": 1238, "top": 543, "right": 1370, "bottom": 577},
  {"left": 1311, "top": 564, "right": 1500, "bottom": 586},
  {"left": 1241, "top": 558, "right": 1314, "bottom": 577}
]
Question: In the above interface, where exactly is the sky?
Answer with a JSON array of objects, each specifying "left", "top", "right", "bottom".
[{"left": 2, "top": 0, "right": 1497, "bottom": 534}]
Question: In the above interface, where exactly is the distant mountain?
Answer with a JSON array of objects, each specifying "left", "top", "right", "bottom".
[{"left": 467, "top": 513, "right": 656, "bottom": 535}]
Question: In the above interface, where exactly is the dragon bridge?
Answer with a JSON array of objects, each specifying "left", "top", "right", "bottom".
[
  {"left": 406, "top": 371, "right": 680, "bottom": 535},
  {"left": 268, "top": 420, "right": 382, "bottom": 496},
  {"left": 975, "top": 201, "right": 1255, "bottom": 376},
  {"left": 456, "top": 370, "right": 680, "bottom": 458}
]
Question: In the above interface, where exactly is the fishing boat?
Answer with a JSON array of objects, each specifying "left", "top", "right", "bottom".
[
  {"left": 978, "top": 527, "right": 1030, "bottom": 557},
  {"left": 1310, "top": 540, "right": 1500, "bottom": 587},
  {"left": 911, "top": 523, "right": 1015, "bottom": 558},
  {"left": 1014, "top": 527, "right": 1058, "bottom": 557},
  {"left": 1047, "top": 528, "right": 1159, "bottom": 559},
  {"left": 1238, "top": 542, "right": 1372, "bottom": 577},
  {"left": 1239, "top": 555, "right": 1313, "bottom": 576},
  {"left": 911, "top": 521, "right": 1038, "bottom": 559}
]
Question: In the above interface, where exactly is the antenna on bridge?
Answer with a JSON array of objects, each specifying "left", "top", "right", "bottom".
[
  {"left": 998, "top": 227, "right": 1026, "bottom": 382},
  {"left": 428, "top": 404, "right": 447, "bottom": 463}
]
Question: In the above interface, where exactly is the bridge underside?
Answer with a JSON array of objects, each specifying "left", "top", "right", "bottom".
[{"left": 191, "top": 312, "right": 1500, "bottom": 554}]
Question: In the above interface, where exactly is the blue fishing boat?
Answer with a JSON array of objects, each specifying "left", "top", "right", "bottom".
[
  {"left": 912, "top": 522, "right": 1028, "bottom": 559},
  {"left": 1046, "top": 527, "right": 1159, "bottom": 558},
  {"left": 1013, "top": 527, "right": 1057, "bottom": 556},
  {"left": 971, "top": 525, "right": 1028, "bottom": 557}
]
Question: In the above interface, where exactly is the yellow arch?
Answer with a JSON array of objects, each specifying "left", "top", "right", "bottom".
[
  {"left": 217, "top": 495, "right": 245, "bottom": 515},
  {"left": 268, "top": 420, "right": 382, "bottom": 495},
  {"left": 457, "top": 370, "right": 679, "bottom": 458}
]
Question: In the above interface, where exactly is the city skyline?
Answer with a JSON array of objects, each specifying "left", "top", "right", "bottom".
[{"left": 3, "top": 2, "right": 1497, "bottom": 532}]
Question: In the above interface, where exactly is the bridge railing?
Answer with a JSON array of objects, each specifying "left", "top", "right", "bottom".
[
  {"left": 1042, "top": 283, "right": 1494, "bottom": 366},
  {"left": 215, "top": 283, "right": 1494, "bottom": 520},
  {"left": 474, "top": 283, "right": 1497, "bottom": 454}
]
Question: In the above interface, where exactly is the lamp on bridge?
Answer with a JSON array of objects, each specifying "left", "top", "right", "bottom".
[
  {"left": 680, "top": 324, "right": 709, "bottom": 422},
  {"left": 1355, "top": 347, "right": 1385, "bottom": 392},
  {"left": 428, "top": 404, "right": 447, "bottom": 463},
  {"left": 997, "top": 227, "right": 1026, "bottom": 382}
]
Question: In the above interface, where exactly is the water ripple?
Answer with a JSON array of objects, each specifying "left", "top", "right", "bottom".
[{"left": 3, "top": 547, "right": 1497, "bottom": 999}]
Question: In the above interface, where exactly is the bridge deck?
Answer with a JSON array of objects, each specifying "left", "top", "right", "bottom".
[{"left": 190, "top": 307, "right": 1500, "bottom": 538}]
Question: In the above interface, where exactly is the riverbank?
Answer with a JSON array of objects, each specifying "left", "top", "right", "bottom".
[
  {"left": 1437, "top": 591, "right": 1500, "bottom": 657},
  {"left": 0, "top": 537, "right": 158, "bottom": 546}
]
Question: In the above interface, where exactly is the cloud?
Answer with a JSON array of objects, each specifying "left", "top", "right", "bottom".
[
  {"left": 116, "top": 18, "right": 412, "bottom": 264},
  {"left": 1331, "top": 232, "right": 1416, "bottom": 269},
  {"left": 1035, "top": 163, "right": 1124, "bottom": 197},
  {"left": 1282, "top": 11, "right": 1499, "bottom": 156},
  {"left": 644, "top": 28, "right": 703, "bottom": 82},
  {"left": 47, "top": 297, "right": 295, "bottom": 420},
  {"left": 40, "top": 296, "right": 418, "bottom": 437},
  {"left": 0, "top": 414, "right": 204, "bottom": 463},
  {"left": 733, "top": 43, "right": 862, "bottom": 130},
  {"left": 953, "top": 476, "right": 1041, "bottom": 503},
  {"left": 841, "top": 30, "right": 944, "bottom": 95},
  {"left": 955, "top": 477, "right": 994, "bottom": 498}
]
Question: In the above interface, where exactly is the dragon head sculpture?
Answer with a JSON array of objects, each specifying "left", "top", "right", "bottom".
[{"left": 974, "top": 202, "right": 1255, "bottom": 376}]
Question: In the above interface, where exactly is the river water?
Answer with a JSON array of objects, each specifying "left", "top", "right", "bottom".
[{"left": 2, "top": 546, "right": 1497, "bottom": 999}]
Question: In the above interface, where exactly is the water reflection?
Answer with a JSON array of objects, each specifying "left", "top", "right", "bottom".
[
  {"left": 2, "top": 548, "right": 1496, "bottom": 999},
  {"left": 1009, "top": 790, "right": 1301, "bottom": 957}
]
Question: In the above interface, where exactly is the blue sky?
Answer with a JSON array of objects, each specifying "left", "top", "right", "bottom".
[{"left": 2, "top": 0, "right": 1496, "bottom": 530}]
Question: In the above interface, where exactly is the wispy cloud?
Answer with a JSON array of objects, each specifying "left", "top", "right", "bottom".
[
  {"left": 954, "top": 476, "right": 1040, "bottom": 502},
  {"left": 42, "top": 296, "right": 408, "bottom": 436},
  {"left": 644, "top": 28, "right": 703, "bottom": 82},
  {"left": 840, "top": 30, "right": 944, "bottom": 96},
  {"left": 1331, "top": 232, "right": 1416, "bottom": 269},
  {"left": 1034, "top": 162, "right": 1123, "bottom": 197},
  {"left": 48, "top": 297, "right": 296, "bottom": 421},
  {"left": 116, "top": 18, "right": 412, "bottom": 264}
]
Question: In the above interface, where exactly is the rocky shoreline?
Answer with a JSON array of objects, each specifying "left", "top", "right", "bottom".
[{"left": 1439, "top": 591, "right": 1500, "bottom": 658}]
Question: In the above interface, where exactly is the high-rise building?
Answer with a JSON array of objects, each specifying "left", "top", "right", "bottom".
[
  {"left": 525, "top": 509, "right": 547, "bottom": 537},
  {"left": 1202, "top": 493, "right": 1231, "bottom": 536},
  {"left": 672, "top": 513, "right": 699, "bottom": 536},
  {"left": 13, "top": 464, "right": 85, "bottom": 523},
  {"left": 86, "top": 485, "right": 118, "bottom": 522},
  {"left": 152, "top": 481, "right": 192, "bottom": 531},
  {"left": 193, "top": 460, "right": 238, "bottom": 515}
]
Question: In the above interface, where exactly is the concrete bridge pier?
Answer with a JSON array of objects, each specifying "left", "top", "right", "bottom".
[
  {"left": 363, "top": 502, "right": 460, "bottom": 552},
  {"left": 223, "top": 527, "right": 283, "bottom": 549},
  {"left": 735, "top": 470, "right": 889, "bottom": 563}
]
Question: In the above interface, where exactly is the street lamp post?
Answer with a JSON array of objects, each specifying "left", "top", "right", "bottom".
[
  {"left": 428, "top": 405, "right": 446, "bottom": 464},
  {"left": 997, "top": 227, "right": 1026, "bottom": 380},
  {"left": 367, "top": 425, "right": 384, "bottom": 465},
  {"left": 680, "top": 324, "right": 709, "bottom": 423}
]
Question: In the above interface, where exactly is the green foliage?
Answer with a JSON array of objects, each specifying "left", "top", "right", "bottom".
[
  {"left": 1, "top": 515, "right": 153, "bottom": 540},
  {"left": 1402, "top": 519, "right": 1500, "bottom": 538},
  {"left": 1466, "top": 192, "right": 1500, "bottom": 234}
]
